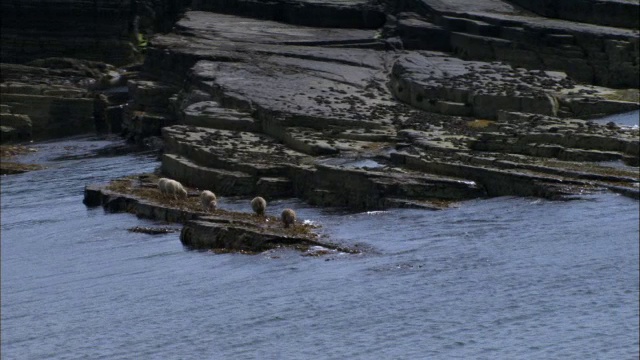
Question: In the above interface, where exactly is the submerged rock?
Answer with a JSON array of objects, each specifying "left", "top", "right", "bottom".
[
  {"left": 127, "top": 226, "right": 180, "bottom": 235},
  {"left": 84, "top": 175, "right": 356, "bottom": 254},
  {"left": 0, "top": 144, "right": 42, "bottom": 174},
  {"left": 0, "top": 59, "right": 133, "bottom": 142}
]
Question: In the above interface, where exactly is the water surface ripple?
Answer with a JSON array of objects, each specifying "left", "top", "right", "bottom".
[{"left": 2, "top": 137, "right": 638, "bottom": 359}]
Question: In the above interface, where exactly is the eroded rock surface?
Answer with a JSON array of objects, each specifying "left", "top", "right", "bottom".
[
  {"left": 191, "top": 0, "right": 386, "bottom": 28},
  {"left": 123, "top": 8, "right": 639, "bottom": 209},
  {"left": 0, "top": 59, "right": 133, "bottom": 142},
  {"left": 389, "top": 0, "right": 639, "bottom": 88},
  {"left": 0, "top": 144, "right": 43, "bottom": 174},
  {"left": 507, "top": 0, "right": 639, "bottom": 29},
  {"left": 83, "top": 175, "right": 355, "bottom": 253}
]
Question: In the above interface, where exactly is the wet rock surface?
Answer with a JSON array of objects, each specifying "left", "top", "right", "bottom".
[
  {"left": 84, "top": 174, "right": 356, "bottom": 253},
  {"left": 132, "top": 8, "right": 638, "bottom": 208},
  {"left": 3, "top": 1, "right": 638, "bottom": 211},
  {"left": 507, "top": 0, "right": 639, "bottom": 29},
  {"left": 389, "top": 0, "right": 640, "bottom": 88},
  {"left": 191, "top": 0, "right": 386, "bottom": 28},
  {"left": 127, "top": 226, "right": 181, "bottom": 235},
  {"left": 0, "top": 144, "right": 43, "bottom": 175},
  {"left": 0, "top": 59, "right": 134, "bottom": 142}
]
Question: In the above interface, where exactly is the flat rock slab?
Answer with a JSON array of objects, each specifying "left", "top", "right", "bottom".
[
  {"left": 181, "top": 216, "right": 353, "bottom": 253},
  {"left": 392, "top": 150, "right": 640, "bottom": 200},
  {"left": 183, "top": 101, "right": 260, "bottom": 132},
  {"left": 163, "top": 124, "right": 312, "bottom": 171},
  {"left": 417, "top": 0, "right": 638, "bottom": 38},
  {"left": 150, "top": 11, "right": 408, "bottom": 127},
  {"left": 191, "top": 0, "right": 386, "bottom": 28},
  {"left": 391, "top": 0, "right": 639, "bottom": 88},
  {"left": 418, "top": 0, "right": 531, "bottom": 15},
  {"left": 0, "top": 59, "right": 128, "bottom": 141},
  {"left": 390, "top": 52, "right": 638, "bottom": 119},
  {"left": 190, "top": 57, "right": 398, "bottom": 126},
  {"left": 175, "top": 11, "right": 379, "bottom": 44},
  {"left": 140, "top": 10, "right": 639, "bottom": 209},
  {"left": 83, "top": 175, "right": 356, "bottom": 254},
  {"left": 160, "top": 124, "right": 486, "bottom": 209}
]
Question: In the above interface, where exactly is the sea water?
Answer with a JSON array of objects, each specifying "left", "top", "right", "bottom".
[{"left": 2, "top": 135, "right": 638, "bottom": 359}]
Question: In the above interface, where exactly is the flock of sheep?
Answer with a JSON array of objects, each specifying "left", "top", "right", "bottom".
[{"left": 157, "top": 177, "right": 297, "bottom": 228}]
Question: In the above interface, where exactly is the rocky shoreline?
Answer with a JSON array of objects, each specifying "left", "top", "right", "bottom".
[
  {"left": 2, "top": 0, "right": 639, "bottom": 245},
  {"left": 83, "top": 174, "right": 358, "bottom": 253},
  {"left": 0, "top": 144, "right": 42, "bottom": 175},
  {"left": 141, "top": 7, "right": 638, "bottom": 208}
]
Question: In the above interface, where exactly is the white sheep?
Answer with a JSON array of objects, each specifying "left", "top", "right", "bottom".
[
  {"left": 251, "top": 196, "right": 267, "bottom": 216},
  {"left": 281, "top": 208, "right": 296, "bottom": 228},
  {"left": 167, "top": 179, "right": 188, "bottom": 200},
  {"left": 157, "top": 178, "right": 170, "bottom": 197},
  {"left": 200, "top": 190, "right": 217, "bottom": 212},
  {"left": 159, "top": 178, "right": 187, "bottom": 200}
]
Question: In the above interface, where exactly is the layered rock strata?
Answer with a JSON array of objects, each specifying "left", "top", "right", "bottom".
[
  {"left": 388, "top": 0, "right": 639, "bottom": 88},
  {"left": 390, "top": 53, "right": 639, "bottom": 119},
  {"left": 128, "top": 10, "right": 638, "bottom": 209},
  {"left": 191, "top": 0, "right": 386, "bottom": 28},
  {"left": 0, "top": 59, "right": 130, "bottom": 142},
  {"left": 0, "top": 145, "right": 42, "bottom": 174},
  {"left": 83, "top": 175, "right": 355, "bottom": 253},
  {"left": 506, "top": 0, "right": 639, "bottom": 29}
]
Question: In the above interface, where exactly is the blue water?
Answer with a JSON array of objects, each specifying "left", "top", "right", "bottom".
[
  {"left": 593, "top": 110, "right": 639, "bottom": 128},
  {"left": 2, "top": 137, "right": 639, "bottom": 359}
]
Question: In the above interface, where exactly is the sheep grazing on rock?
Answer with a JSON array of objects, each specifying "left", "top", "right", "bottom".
[
  {"left": 157, "top": 178, "right": 170, "bottom": 197},
  {"left": 281, "top": 208, "right": 296, "bottom": 228},
  {"left": 167, "top": 180, "right": 188, "bottom": 200},
  {"left": 160, "top": 178, "right": 187, "bottom": 200},
  {"left": 251, "top": 196, "right": 267, "bottom": 216},
  {"left": 200, "top": 190, "right": 217, "bottom": 212}
]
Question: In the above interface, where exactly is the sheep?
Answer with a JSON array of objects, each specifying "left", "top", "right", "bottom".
[
  {"left": 251, "top": 196, "right": 267, "bottom": 216},
  {"left": 157, "top": 178, "right": 170, "bottom": 197},
  {"left": 167, "top": 179, "right": 188, "bottom": 200},
  {"left": 161, "top": 178, "right": 187, "bottom": 200},
  {"left": 200, "top": 190, "right": 217, "bottom": 212},
  {"left": 281, "top": 208, "right": 296, "bottom": 228}
]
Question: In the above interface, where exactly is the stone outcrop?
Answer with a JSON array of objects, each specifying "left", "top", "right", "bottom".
[
  {"left": 387, "top": 0, "right": 640, "bottom": 88},
  {"left": 83, "top": 175, "right": 356, "bottom": 253},
  {"left": 390, "top": 52, "right": 639, "bottom": 119},
  {"left": 0, "top": 144, "right": 42, "bottom": 174},
  {"left": 191, "top": 0, "right": 387, "bottom": 29},
  {"left": 0, "top": 113, "right": 32, "bottom": 143},
  {"left": 0, "top": 59, "right": 131, "bottom": 142},
  {"left": 471, "top": 111, "right": 640, "bottom": 165},
  {"left": 123, "top": 9, "right": 637, "bottom": 209},
  {"left": 121, "top": 79, "right": 179, "bottom": 144},
  {"left": 506, "top": 0, "right": 639, "bottom": 29},
  {"left": 3, "top": 1, "right": 636, "bottom": 210}
]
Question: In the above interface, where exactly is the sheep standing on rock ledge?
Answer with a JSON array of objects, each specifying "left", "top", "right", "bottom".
[
  {"left": 251, "top": 196, "right": 267, "bottom": 216},
  {"left": 281, "top": 208, "right": 296, "bottom": 228},
  {"left": 158, "top": 178, "right": 187, "bottom": 200},
  {"left": 158, "top": 178, "right": 170, "bottom": 195},
  {"left": 200, "top": 190, "right": 217, "bottom": 212}
]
